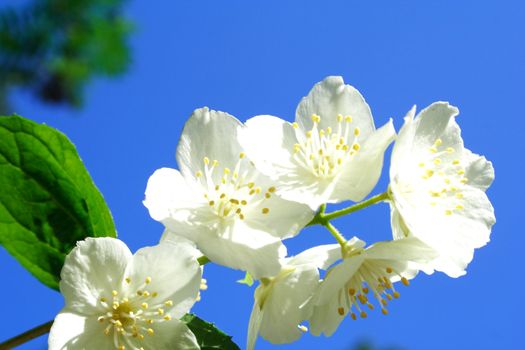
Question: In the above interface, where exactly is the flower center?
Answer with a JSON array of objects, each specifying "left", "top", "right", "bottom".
[
  {"left": 292, "top": 114, "right": 360, "bottom": 179},
  {"left": 417, "top": 138, "right": 468, "bottom": 216},
  {"left": 336, "top": 261, "right": 409, "bottom": 320},
  {"left": 194, "top": 153, "right": 274, "bottom": 222},
  {"left": 112, "top": 302, "right": 134, "bottom": 327},
  {"left": 97, "top": 277, "right": 174, "bottom": 350}
]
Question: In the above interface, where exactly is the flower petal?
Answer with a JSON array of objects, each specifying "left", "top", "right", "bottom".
[
  {"left": 315, "top": 255, "right": 364, "bottom": 306},
  {"left": 140, "top": 318, "right": 199, "bottom": 350},
  {"left": 164, "top": 222, "right": 286, "bottom": 279},
  {"left": 124, "top": 240, "right": 202, "bottom": 318},
  {"left": 463, "top": 150, "right": 495, "bottom": 191},
  {"left": 259, "top": 265, "right": 319, "bottom": 344},
  {"left": 275, "top": 176, "right": 337, "bottom": 211},
  {"left": 390, "top": 102, "right": 461, "bottom": 178},
  {"left": 160, "top": 230, "right": 200, "bottom": 252},
  {"left": 389, "top": 205, "right": 409, "bottom": 240},
  {"left": 59, "top": 238, "right": 131, "bottom": 315},
  {"left": 332, "top": 119, "right": 396, "bottom": 202},
  {"left": 247, "top": 303, "right": 264, "bottom": 350},
  {"left": 365, "top": 237, "right": 437, "bottom": 263},
  {"left": 309, "top": 296, "right": 345, "bottom": 337},
  {"left": 238, "top": 115, "right": 298, "bottom": 177},
  {"left": 48, "top": 310, "right": 113, "bottom": 350},
  {"left": 287, "top": 244, "right": 341, "bottom": 270},
  {"left": 176, "top": 107, "right": 244, "bottom": 181},
  {"left": 144, "top": 167, "right": 204, "bottom": 223},
  {"left": 296, "top": 76, "right": 374, "bottom": 138},
  {"left": 395, "top": 185, "right": 495, "bottom": 277},
  {"left": 365, "top": 237, "right": 438, "bottom": 278},
  {"left": 244, "top": 190, "right": 314, "bottom": 240}
]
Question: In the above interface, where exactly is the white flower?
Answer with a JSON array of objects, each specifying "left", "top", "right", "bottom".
[
  {"left": 247, "top": 245, "right": 340, "bottom": 350},
  {"left": 48, "top": 237, "right": 202, "bottom": 350},
  {"left": 389, "top": 102, "right": 496, "bottom": 277},
  {"left": 144, "top": 108, "right": 313, "bottom": 279},
  {"left": 309, "top": 237, "right": 436, "bottom": 337},
  {"left": 238, "top": 76, "right": 396, "bottom": 210}
]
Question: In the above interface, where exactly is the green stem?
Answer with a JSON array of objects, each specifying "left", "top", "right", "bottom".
[
  {"left": 323, "top": 191, "right": 389, "bottom": 222},
  {"left": 307, "top": 203, "right": 327, "bottom": 226},
  {"left": 0, "top": 320, "right": 53, "bottom": 350},
  {"left": 323, "top": 221, "right": 347, "bottom": 247}
]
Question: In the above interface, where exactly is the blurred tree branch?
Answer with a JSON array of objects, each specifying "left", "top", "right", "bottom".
[{"left": 0, "top": 0, "right": 132, "bottom": 113}]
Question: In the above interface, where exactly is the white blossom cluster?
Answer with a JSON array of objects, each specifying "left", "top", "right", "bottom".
[{"left": 50, "top": 77, "right": 495, "bottom": 350}]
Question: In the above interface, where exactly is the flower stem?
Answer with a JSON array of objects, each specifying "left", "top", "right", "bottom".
[
  {"left": 323, "top": 222, "right": 347, "bottom": 247},
  {"left": 322, "top": 191, "right": 390, "bottom": 222},
  {"left": 306, "top": 203, "right": 327, "bottom": 226},
  {"left": 0, "top": 320, "right": 53, "bottom": 350}
]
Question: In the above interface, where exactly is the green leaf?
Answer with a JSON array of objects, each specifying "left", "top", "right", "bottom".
[
  {"left": 0, "top": 115, "right": 116, "bottom": 290},
  {"left": 237, "top": 272, "right": 254, "bottom": 287},
  {"left": 182, "top": 314, "right": 241, "bottom": 350}
]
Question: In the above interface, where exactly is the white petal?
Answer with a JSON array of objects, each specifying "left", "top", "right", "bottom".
[
  {"left": 160, "top": 230, "right": 198, "bottom": 249},
  {"left": 259, "top": 265, "right": 319, "bottom": 344},
  {"left": 309, "top": 297, "right": 345, "bottom": 337},
  {"left": 388, "top": 105, "right": 416, "bottom": 174},
  {"left": 365, "top": 237, "right": 438, "bottom": 279},
  {"left": 59, "top": 238, "right": 131, "bottom": 314},
  {"left": 275, "top": 176, "right": 337, "bottom": 211},
  {"left": 48, "top": 311, "right": 112, "bottom": 350},
  {"left": 187, "top": 220, "right": 286, "bottom": 279},
  {"left": 395, "top": 187, "right": 495, "bottom": 277},
  {"left": 247, "top": 303, "right": 264, "bottom": 350},
  {"left": 389, "top": 204, "right": 410, "bottom": 240},
  {"left": 245, "top": 192, "right": 314, "bottom": 240},
  {"left": 391, "top": 102, "right": 461, "bottom": 178},
  {"left": 176, "top": 107, "right": 244, "bottom": 180},
  {"left": 124, "top": 240, "right": 202, "bottom": 318},
  {"left": 315, "top": 256, "right": 364, "bottom": 306},
  {"left": 332, "top": 119, "right": 396, "bottom": 202},
  {"left": 238, "top": 115, "right": 298, "bottom": 177},
  {"left": 296, "top": 76, "right": 374, "bottom": 137},
  {"left": 140, "top": 318, "right": 199, "bottom": 350},
  {"left": 365, "top": 237, "right": 437, "bottom": 263},
  {"left": 463, "top": 150, "right": 495, "bottom": 190},
  {"left": 144, "top": 167, "right": 204, "bottom": 223},
  {"left": 287, "top": 244, "right": 341, "bottom": 270}
]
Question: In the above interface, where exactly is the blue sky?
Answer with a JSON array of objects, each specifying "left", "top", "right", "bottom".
[{"left": 1, "top": 1, "right": 524, "bottom": 349}]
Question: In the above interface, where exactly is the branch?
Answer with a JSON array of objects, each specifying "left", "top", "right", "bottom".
[{"left": 0, "top": 320, "right": 53, "bottom": 350}]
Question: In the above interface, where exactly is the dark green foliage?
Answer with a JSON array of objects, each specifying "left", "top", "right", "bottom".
[
  {"left": 0, "top": 0, "right": 132, "bottom": 110},
  {"left": 0, "top": 115, "right": 116, "bottom": 290},
  {"left": 182, "top": 314, "right": 241, "bottom": 350}
]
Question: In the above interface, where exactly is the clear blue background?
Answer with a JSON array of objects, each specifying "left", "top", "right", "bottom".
[{"left": 1, "top": 1, "right": 523, "bottom": 349}]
